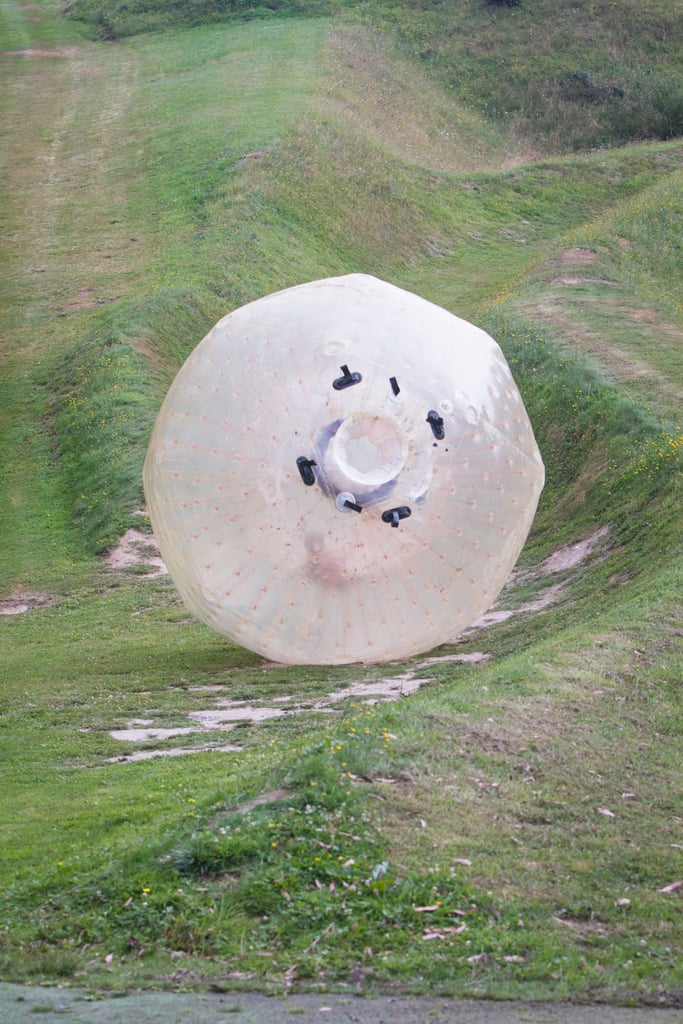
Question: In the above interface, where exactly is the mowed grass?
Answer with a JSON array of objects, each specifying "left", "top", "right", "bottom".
[
  {"left": 0, "top": 3, "right": 329, "bottom": 572},
  {"left": 504, "top": 170, "right": 683, "bottom": 422},
  {"left": 64, "top": 0, "right": 683, "bottom": 153},
  {"left": 1, "top": 0, "right": 682, "bottom": 1005}
]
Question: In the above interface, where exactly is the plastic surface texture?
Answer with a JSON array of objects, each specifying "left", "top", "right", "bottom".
[{"left": 143, "top": 274, "right": 544, "bottom": 665}]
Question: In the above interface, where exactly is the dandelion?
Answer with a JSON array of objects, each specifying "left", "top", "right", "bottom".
[{"left": 142, "top": 887, "right": 151, "bottom": 894}]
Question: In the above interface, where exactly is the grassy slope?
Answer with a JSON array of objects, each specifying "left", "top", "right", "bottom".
[
  {"left": 506, "top": 170, "right": 683, "bottom": 422},
  {"left": 0, "top": 6, "right": 329, "bottom": 566},
  {"left": 1, "top": 0, "right": 682, "bottom": 1005},
  {"left": 374, "top": 0, "right": 683, "bottom": 150},
  {"left": 66, "top": 0, "right": 683, "bottom": 150}
]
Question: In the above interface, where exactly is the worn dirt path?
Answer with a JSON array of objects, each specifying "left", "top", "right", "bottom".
[{"left": 1, "top": 984, "right": 682, "bottom": 1023}]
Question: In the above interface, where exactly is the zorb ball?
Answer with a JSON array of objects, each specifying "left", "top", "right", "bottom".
[{"left": 143, "top": 274, "right": 544, "bottom": 664}]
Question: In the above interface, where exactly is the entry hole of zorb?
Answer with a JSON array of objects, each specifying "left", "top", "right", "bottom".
[{"left": 333, "top": 414, "right": 409, "bottom": 488}]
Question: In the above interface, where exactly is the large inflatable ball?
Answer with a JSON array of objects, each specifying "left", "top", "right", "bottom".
[{"left": 143, "top": 274, "right": 544, "bottom": 664}]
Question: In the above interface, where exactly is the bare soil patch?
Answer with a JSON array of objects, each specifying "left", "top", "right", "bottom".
[
  {"left": 110, "top": 724, "right": 205, "bottom": 742},
  {"left": 539, "top": 525, "right": 610, "bottom": 573},
  {"left": 108, "top": 706, "right": 282, "bottom": 762},
  {"left": 104, "top": 527, "right": 167, "bottom": 577},
  {"left": 188, "top": 706, "right": 285, "bottom": 727},
  {"left": 560, "top": 246, "right": 597, "bottom": 264},
  {"left": 461, "top": 526, "right": 610, "bottom": 633},
  {"left": 68, "top": 285, "right": 121, "bottom": 309},
  {"left": 556, "top": 276, "right": 617, "bottom": 286},
  {"left": 232, "top": 788, "right": 291, "bottom": 814},
  {"left": 104, "top": 525, "right": 611, "bottom": 763},
  {"left": 0, "top": 590, "right": 52, "bottom": 615},
  {"left": 107, "top": 743, "right": 241, "bottom": 764},
  {"left": 1, "top": 49, "right": 78, "bottom": 57}
]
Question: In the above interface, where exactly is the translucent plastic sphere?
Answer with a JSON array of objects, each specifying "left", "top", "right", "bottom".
[{"left": 143, "top": 274, "right": 544, "bottom": 664}]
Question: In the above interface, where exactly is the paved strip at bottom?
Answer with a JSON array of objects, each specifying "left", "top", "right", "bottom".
[{"left": 1, "top": 983, "right": 680, "bottom": 1024}]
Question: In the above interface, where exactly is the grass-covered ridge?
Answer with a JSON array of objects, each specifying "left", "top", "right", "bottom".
[
  {"left": 1, "top": 0, "right": 682, "bottom": 1006},
  {"left": 65, "top": 0, "right": 683, "bottom": 152},
  {"left": 372, "top": 0, "right": 683, "bottom": 150},
  {"left": 65, "top": 0, "right": 336, "bottom": 39}
]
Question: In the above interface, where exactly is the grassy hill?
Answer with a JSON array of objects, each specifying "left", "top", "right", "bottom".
[
  {"left": 66, "top": 0, "right": 683, "bottom": 151},
  {"left": 1, "top": 0, "right": 681, "bottom": 1005}
]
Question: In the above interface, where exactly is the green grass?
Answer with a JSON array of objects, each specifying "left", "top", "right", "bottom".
[
  {"left": 64, "top": 0, "right": 683, "bottom": 152},
  {"left": 497, "top": 167, "right": 683, "bottom": 423},
  {"left": 0, "top": 7, "right": 330, "bottom": 572},
  {"left": 1, "top": 0, "right": 682, "bottom": 1007},
  {"left": 64, "top": 0, "right": 337, "bottom": 40},
  {"left": 365, "top": 0, "right": 683, "bottom": 151}
]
